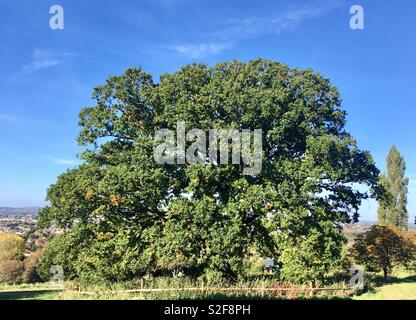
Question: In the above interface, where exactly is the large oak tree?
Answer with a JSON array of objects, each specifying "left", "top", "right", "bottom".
[{"left": 39, "top": 59, "right": 381, "bottom": 283}]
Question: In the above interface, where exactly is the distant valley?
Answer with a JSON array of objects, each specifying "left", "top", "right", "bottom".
[{"left": 0, "top": 207, "right": 40, "bottom": 217}]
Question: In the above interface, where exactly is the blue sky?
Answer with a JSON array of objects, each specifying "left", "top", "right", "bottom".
[{"left": 0, "top": 0, "right": 415, "bottom": 222}]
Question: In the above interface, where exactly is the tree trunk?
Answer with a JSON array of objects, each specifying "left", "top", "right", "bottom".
[{"left": 383, "top": 268, "right": 388, "bottom": 280}]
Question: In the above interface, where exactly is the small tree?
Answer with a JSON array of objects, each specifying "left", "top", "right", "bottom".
[
  {"left": 0, "top": 233, "right": 25, "bottom": 284},
  {"left": 351, "top": 225, "right": 414, "bottom": 279}
]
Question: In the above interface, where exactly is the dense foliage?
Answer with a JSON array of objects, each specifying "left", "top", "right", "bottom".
[{"left": 38, "top": 59, "right": 381, "bottom": 284}]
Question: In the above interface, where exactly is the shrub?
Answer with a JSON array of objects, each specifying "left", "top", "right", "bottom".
[
  {"left": 22, "top": 251, "right": 43, "bottom": 283},
  {"left": 0, "top": 260, "right": 24, "bottom": 284},
  {"left": 0, "top": 233, "right": 25, "bottom": 284}
]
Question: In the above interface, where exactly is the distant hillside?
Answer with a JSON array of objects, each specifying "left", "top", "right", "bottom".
[
  {"left": 345, "top": 220, "right": 415, "bottom": 233},
  {"left": 0, "top": 207, "right": 40, "bottom": 217}
]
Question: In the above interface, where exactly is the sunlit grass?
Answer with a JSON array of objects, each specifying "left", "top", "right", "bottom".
[{"left": 354, "top": 271, "right": 416, "bottom": 300}]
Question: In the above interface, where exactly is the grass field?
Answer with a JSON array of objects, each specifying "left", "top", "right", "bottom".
[
  {"left": 1, "top": 273, "right": 415, "bottom": 300},
  {"left": 0, "top": 284, "right": 62, "bottom": 300}
]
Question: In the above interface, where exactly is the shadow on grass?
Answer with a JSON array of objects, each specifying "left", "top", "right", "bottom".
[
  {"left": 0, "top": 290, "right": 62, "bottom": 300},
  {"left": 189, "top": 293, "right": 352, "bottom": 300},
  {"left": 372, "top": 274, "right": 416, "bottom": 286},
  {"left": 388, "top": 275, "right": 416, "bottom": 284}
]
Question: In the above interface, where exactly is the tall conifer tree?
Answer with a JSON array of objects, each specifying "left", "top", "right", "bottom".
[{"left": 378, "top": 145, "right": 409, "bottom": 230}]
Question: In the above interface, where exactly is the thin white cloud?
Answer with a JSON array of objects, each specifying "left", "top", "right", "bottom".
[
  {"left": 53, "top": 158, "right": 80, "bottom": 166},
  {"left": 213, "top": 1, "right": 340, "bottom": 40},
  {"left": 168, "top": 42, "right": 231, "bottom": 58},
  {"left": 142, "top": 0, "right": 196, "bottom": 6},
  {"left": 21, "top": 49, "right": 60, "bottom": 75},
  {"left": 165, "top": 1, "right": 339, "bottom": 58},
  {"left": 0, "top": 113, "right": 24, "bottom": 124},
  {"left": 12, "top": 49, "right": 78, "bottom": 81},
  {"left": 153, "top": 0, "right": 193, "bottom": 4}
]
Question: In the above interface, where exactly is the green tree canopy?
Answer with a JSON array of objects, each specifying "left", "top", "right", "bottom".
[
  {"left": 378, "top": 145, "right": 409, "bottom": 231},
  {"left": 39, "top": 59, "right": 381, "bottom": 283}
]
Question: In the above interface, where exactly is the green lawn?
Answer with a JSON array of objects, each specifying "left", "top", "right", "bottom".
[{"left": 354, "top": 274, "right": 416, "bottom": 300}]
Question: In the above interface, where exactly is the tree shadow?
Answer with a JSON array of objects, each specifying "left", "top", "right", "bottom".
[
  {"left": 0, "top": 290, "right": 61, "bottom": 300},
  {"left": 191, "top": 293, "right": 352, "bottom": 300},
  {"left": 384, "top": 275, "right": 416, "bottom": 284},
  {"left": 364, "top": 273, "right": 416, "bottom": 291}
]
